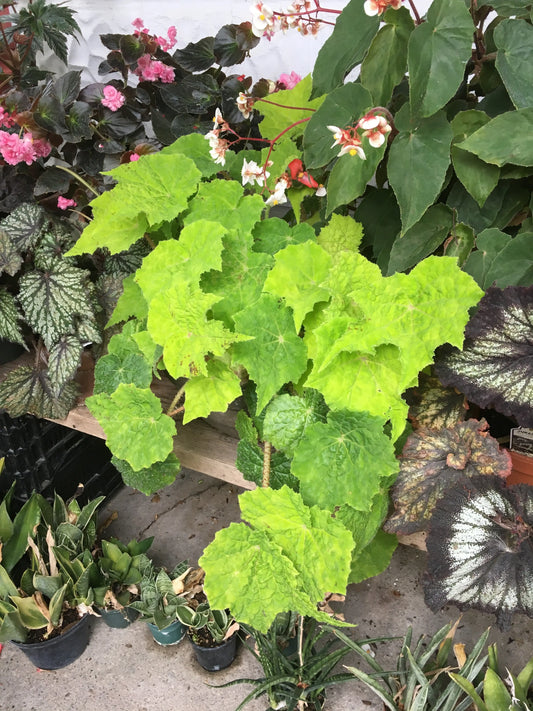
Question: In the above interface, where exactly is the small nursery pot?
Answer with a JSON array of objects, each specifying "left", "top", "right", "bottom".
[
  {"left": 97, "top": 606, "right": 140, "bottom": 628},
  {"left": 147, "top": 620, "right": 185, "bottom": 646},
  {"left": 189, "top": 633, "right": 238, "bottom": 672},
  {"left": 11, "top": 613, "right": 91, "bottom": 670}
]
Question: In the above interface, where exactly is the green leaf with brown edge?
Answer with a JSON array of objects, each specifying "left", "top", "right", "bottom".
[
  {"left": 407, "top": 0, "right": 474, "bottom": 119},
  {"left": 384, "top": 419, "right": 512, "bottom": 535},
  {"left": 232, "top": 293, "right": 308, "bottom": 414},
  {"left": 291, "top": 409, "right": 398, "bottom": 512},
  {"left": 182, "top": 359, "right": 242, "bottom": 424},
  {"left": 434, "top": 286, "right": 533, "bottom": 427},
  {"left": 459, "top": 108, "right": 533, "bottom": 167},
  {"left": 361, "top": 7, "right": 414, "bottom": 107},
  {"left": 111, "top": 454, "right": 181, "bottom": 495},
  {"left": 404, "top": 373, "right": 467, "bottom": 430},
  {"left": 443, "top": 222, "right": 476, "bottom": 267},
  {"left": 311, "top": 0, "right": 379, "bottom": 98},
  {"left": 388, "top": 106, "right": 453, "bottom": 235},
  {"left": 303, "top": 83, "right": 373, "bottom": 170},
  {"left": 87, "top": 384, "right": 176, "bottom": 471},
  {"left": 494, "top": 19, "right": 533, "bottom": 109}
]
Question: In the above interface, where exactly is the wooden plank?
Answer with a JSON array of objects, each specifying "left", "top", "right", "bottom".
[{"left": 0, "top": 352, "right": 253, "bottom": 490}]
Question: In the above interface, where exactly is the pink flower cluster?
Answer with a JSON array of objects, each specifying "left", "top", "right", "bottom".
[
  {"left": 363, "top": 0, "right": 402, "bottom": 15},
  {"left": 0, "top": 131, "right": 51, "bottom": 166},
  {"left": 251, "top": 1, "right": 322, "bottom": 39},
  {"left": 0, "top": 106, "right": 15, "bottom": 129},
  {"left": 57, "top": 196, "right": 77, "bottom": 210},
  {"left": 101, "top": 85, "right": 125, "bottom": 111},
  {"left": 278, "top": 71, "right": 302, "bottom": 90},
  {"left": 132, "top": 17, "right": 177, "bottom": 52},
  {"left": 135, "top": 54, "right": 175, "bottom": 83}
]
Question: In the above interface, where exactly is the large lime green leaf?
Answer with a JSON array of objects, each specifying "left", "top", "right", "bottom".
[
  {"left": 348, "top": 529, "right": 398, "bottom": 584},
  {"left": 183, "top": 180, "right": 264, "bottom": 235},
  {"left": 311, "top": 0, "right": 379, "bottom": 98},
  {"left": 93, "top": 351, "right": 152, "bottom": 395},
  {"left": 317, "top": 214, "right": 363, "bottom": 258},
  {"left": 135, "top": 220, "right": 226, "bottom": 304},
  {"left": 360, "top": 7, "right": 414, "bottom": 107},
  {"left": 87, "top": 384, "right": 176, "bottom": 470},
  {"left": 408, "top": 0, "right": 474, "bottom": 119},
  {"left": 303, "top": 83, "right": 373, "bottom": 170},
  {"left": 291, "top": 410, "right": 398, "bottom": 512},
  {"left": 388, "top": 106, "right": 453, "bottom": 234},
  {"left": 200, "top": 486, "right": 354, "bottom": 632},
  {"left": 459, "top": 108, "right": 533, "bottom": 167},
  {"left": 183, "top": 359, "right": 242, "bottom": 424},
  {"left": 451, "top": 110, "right": 501, "bottom": 208},
  {"left": 494, "top": 19, "right": 533, "bottom": 109},
  {"left": 232, "top": 294, "right": 308, "bottom": 413},
  {"left": 160, "top": 132, "right": 220, "bottom": 177},
  {"left": 106, "top": 275, "right": 148, "bottom": 327},
  {"left": 263, "top": 241, "right": 331, "bottom": 330},
  {"left": 263, "top": 390, "right": 328, "bottom": 457},
  {"left": 252, "top": 218, "right": 315, "bottom": 256},
  {"left": 257, "top": 74, "right": 323, "bottom": 141},
  {"left": 463, "top": 229, "right": 533, "bottom": 288},
  {"left": 111, "top": 454, "right": 181, "bottom": 495},
  {"left": 148, "top": 282, "right": 248, "bottom": 379}
]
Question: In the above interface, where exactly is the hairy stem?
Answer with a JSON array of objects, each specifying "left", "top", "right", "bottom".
[
  {"left": 262, "top": 441, "right": 272, "bottom": 488},
  {"left": 166, "top": 383, "right": 186, "bottom": 417},
  {"left": 56, "top": 165, "right": 99, "bottom": 197}
]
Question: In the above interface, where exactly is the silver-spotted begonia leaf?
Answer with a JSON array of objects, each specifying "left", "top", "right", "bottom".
[
  {"left": 435, "top": 286, "right": 533, "bottom": 427},
  {"left": 200, "top": 485, "right": 353, "bottom": 632},
  {"left": 0, "top": 365, "right": 77, "bottom": 419},
  {"left": 0, "top": 230, "right": 22, "bottom": 276},
  {"left": 47, "top": 335, "right": 83, "bottom": 395},
  {"left": 0, "top": 202, "right": 45, "bottom": 251},
  {"left": 0, "top": 288, "right": 25, "bottom": 345},
  {"left": 424, "top": 476, "right": 533, "bottom": 630},
  {"left": 291, "top": 409, "right": 399, "bottom": 512},
  {"left": 385, "top": 419, "right": 512, "bottom": 535}
]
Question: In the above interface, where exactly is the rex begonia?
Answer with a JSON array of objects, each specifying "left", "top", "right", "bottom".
[
  {"left": 364, "top": 0, "right": 402, "bottom": 16},
  {"left": 101, "top": 85, "right": 125, "bottom": 111}
]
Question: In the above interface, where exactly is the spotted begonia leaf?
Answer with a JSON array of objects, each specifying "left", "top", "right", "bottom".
[
  {"left": 47, "top": 335, "right": 83, "bottom": 395},
  {"left": 111, "top": 454, "right": 181, "bottom": 495},
  {"left": 424, "top": 476, "right": 533, "bottom": 630},
  {"left": 182, "top": 360, "right": 242, "bottom": 424},
  {"left": 291, "top": 409, "right": 399, "bottom": 512},
  {"left": 200, "top": 486, "right": 353, "bottom": 632},
  {"left": 404, "top": 373, "right": 468, "bottom": 430},
  {"left": 0, "top": 365, "right": 77, "bottom": 419},
  {"left": 0, "top": 289, "right": 25, "bottom": 345},
  {"left": 263, "top": 390, "right": 328, "bottom": 458},
  {"left": 87, "top": 384, "right": 176, "bottom": 471},
  {"left": 385, "top": 419, "right": 512, "bottom": 535},
  {"left": 232, "top": 294, "right": 308, "bottom": 413},
  {"left": 435, "top": 286, "right": 533, "bottom": 427},
  {"left": 0, "top": 230, "right": 22, "bottom": 277},
  {"left": 0, "top": 202, "right": 45, "bottom": 251}
]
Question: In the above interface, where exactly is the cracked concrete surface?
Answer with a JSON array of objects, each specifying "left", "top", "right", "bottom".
[{"left": 1, "top": 467, "right": 531, "bottom": 711}]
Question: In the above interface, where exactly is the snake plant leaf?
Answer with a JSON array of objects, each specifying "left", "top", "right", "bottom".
[
  {"left": 47, "top": 335, "right": 83, "bottom": 395},
  {"left": 424, "top": 476, "right": 533, "bottom": 630},
  {"left": 232, "top": 294, "right": 308, "bottom": 414},
  {"left": 182, "top": 359, "right": 242, "bottom": 424},
  {"left": 434, "top": 286, "right": 533, "bottom": 427},
  {"left": 111, "top": 454, "right": 181, "bottom": 495},
  {"left": 18, "top": 259, "right": 95, "bottom": 350},
  {"left": 10, "top": 595, "right": 50, "bottom": 630},
  {"left": 0, "top": 230, "right": 22, "bottom": 276},
  {"left": 87, "top": 384, "right": 176, "bottom": 471},
  {"left": 404, "top": 373, "right": 468, "bottom": 430},
  {"left": 385, "top": 419, "right": 512, "bottom": 535},
  {"left": 0, "top": 365, "right": 77, "bottom": 419},
  {"left": 263, "top": 241, "right": 331, "bottom": 331},
  {"left": 200, "top": 486, "right": 353, "bottom": 632},
  {"left": 291, "top": 409, "right": 399, "bottom": 512},
  {"left": 235, "top": 439, "right": 297, "bottom": 490},
  {"left": 0, "top": 288, "right": 25, "bottom": 345},
  {"left": 0, "top": 202, "right": 45, "bottom": 251},
  {"left": 263, "top": 390, "right": 328, "bottom": 458}
]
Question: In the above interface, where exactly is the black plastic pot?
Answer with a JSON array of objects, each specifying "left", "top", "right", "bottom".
[
  {"left": 10, "top": 614, "right": 91, "bottom": 670},
  {"left": 190, "top": 633, "right": 238, "bottom": 672}
]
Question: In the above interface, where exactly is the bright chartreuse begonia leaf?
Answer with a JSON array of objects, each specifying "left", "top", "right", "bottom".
[
  {"left": 257, "top": 75, "right": 323, "bottom": 141},
  {"left": 148, "top": 282, "right": 250, "bottom": 379},
  {"left": 161, "top": 132, "right": 220, "bottom": 177},
  {"left": 263, "top": 390, "right": 328, "bottom": 458},
  {"left": 316, "top": 214, "right": 364, "bottom": 259},
  {"left": 232, "top": 293, "right": 308, "bottom": 413},
  {"left": 408, "top": 0, "right": 474, "bottom": 119},
  {"left": 135, "top": 220, "right": 227, "bottom": 304},
  {"left": 111, "top": 453, "right": 181, "bottom": 495},
  {"left": 200, "top": 486, "right": 354, "bottom": 632},
  {"left": 348, "top": 529, "right": 398, "bottom": 584},
  {"left": 235, "top": 439, "right": 297, "bottom": 490},
  {"left": 87, "top": 383, "right": 176, "bottom": 471},
  {"left": 263, "top": 241, "right": 331, "bottom": 331},
  {"left": 106, "top": 274, "right": 148, "bottom": 328},
  {"left": 93, "top": 351, "right": 152, "bottom": 395},
  {"left": 291, "top": 409, "right": 399, "bottom": 512},
  {"left": 183, "top": 180, "right": 264, "bottom": 235},
  {"left": 182, "top": 359, "right": 242, "bottom": 424},
  {"left": 252, "top": 218, "right": 315, "bottom": 256},
  {"left": 388, "top": 106, "right": 453, "bottom": 235}
]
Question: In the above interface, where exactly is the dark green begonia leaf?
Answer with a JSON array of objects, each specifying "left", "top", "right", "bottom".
[
  {"left": 435, "top": 286, "right": 533, "bottom": 427},
  {"left": 385, "top": 418, "right": 512, "bottom": 535},
  {"left": 494, "top": 19, "right": 533, "bottom": 109},
  {"left": 174, "top": 36, "right": 215, "bottom": 72},
  {"left": 424, "top": 476, "right": 533, "bottom": 630},
  {"left": 111, "top": 454, "right": 181, "bottom": 496},
  {"left": 459, "top": 108, "right": 533, "bottom": 167}
]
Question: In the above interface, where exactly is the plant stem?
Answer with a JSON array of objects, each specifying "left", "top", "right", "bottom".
[
  {"left": 262, "top": 441, "right": 271, "bottom": 488},
  {"left": 298, "top": 615, "right": 304, "bottom": 667},
  {"left": 407, "top": 0, "right": 422, "bottom": 24},
  {"left": 256, "top": 98, "right": 316, "bottom": 113},
  {"left": 166, "top": 383, "right": 186, "bottom": 417},
  {"left": 56, "top": 165, "right": 99, "bottom": 197}
]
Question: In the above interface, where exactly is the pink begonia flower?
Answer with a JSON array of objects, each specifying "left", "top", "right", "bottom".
[
  {"left": 32, "top": 137, "right": 52, "bottom": 159},
  {"left": 0, "top": 130, "right": 50, "bottom": 166},
  {"left": 135, "top": 55, "right": 175, "bottom": 83},
  {"left": 132, "top": 17, "right": 148, "bottom": 33},
  {"left": 364, "top": 0, "right": 402, "bottom": 15},
  {"left": 101, "top": 85, "right": 125, "bottom": 111},
  {"left": 360, "top": 115, "right": 392, "bottom": 148},
  {"left": 0, "top": 106, "right": 15, "bottom": 128},
  {"left": 156, "top": 25, "right": 177, "bottom": 52},
  {"left": 130, "top": 153, "right": 140, "bottom": 161},
  {"left": 278, "top": 71, "right": 302, "bottom": 90},
  {"left": 57, "top": 196, "right": 77, "bottom": 210}
]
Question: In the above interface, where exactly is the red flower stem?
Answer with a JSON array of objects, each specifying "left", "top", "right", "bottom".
[
  {"left": 256, "top": 98, "right": 316, "bottom": 112},
  {"left": 406, "top": 0, "right": 422, "bottom": 24},
  {"left": 263, "top": 116, "right": 311, "bottom": 166}
]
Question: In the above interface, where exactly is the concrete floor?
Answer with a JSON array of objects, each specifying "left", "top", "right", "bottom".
[{"left": 1, "top": 467, "right": 531, "bottom": 711}]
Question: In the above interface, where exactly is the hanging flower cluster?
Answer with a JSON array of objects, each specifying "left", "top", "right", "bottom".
[
  {"left": 363, "top": 0, "right": 402, "bottom": 15},
  {"left": 250, "top": 1, "right": 323, "bottom": 39},
  {"left": 132, "top": 17, "right": 177, "bottom": 52},
  {"left": 101, "top": 85, "right": 125, "bottom": 111},
  {"left": 242, "top": 158, "right": 271, "bottom": 187},
  {"left": 328, "top": 112, "right": 392, "bottom": 159},
  {"left": 130, "top": 18, "right": 176, "bottom": 83},
  {"left": 0, "top": 130, "right": 51, "bottom": 166},
  {"left": 204, "top": 108, "right": 231, "bottom": 165},
  {"left": 135, "top": 54, "right": 175, "bottom": 83}
]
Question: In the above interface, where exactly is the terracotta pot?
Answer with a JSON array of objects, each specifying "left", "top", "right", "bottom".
[{"left": 507, "top": 449, "right": 533, "bottom": 486}]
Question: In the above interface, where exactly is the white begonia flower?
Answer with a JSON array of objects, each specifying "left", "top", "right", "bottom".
[{"left": 250, "top": 2, "right": 275, "bottom": 37}]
